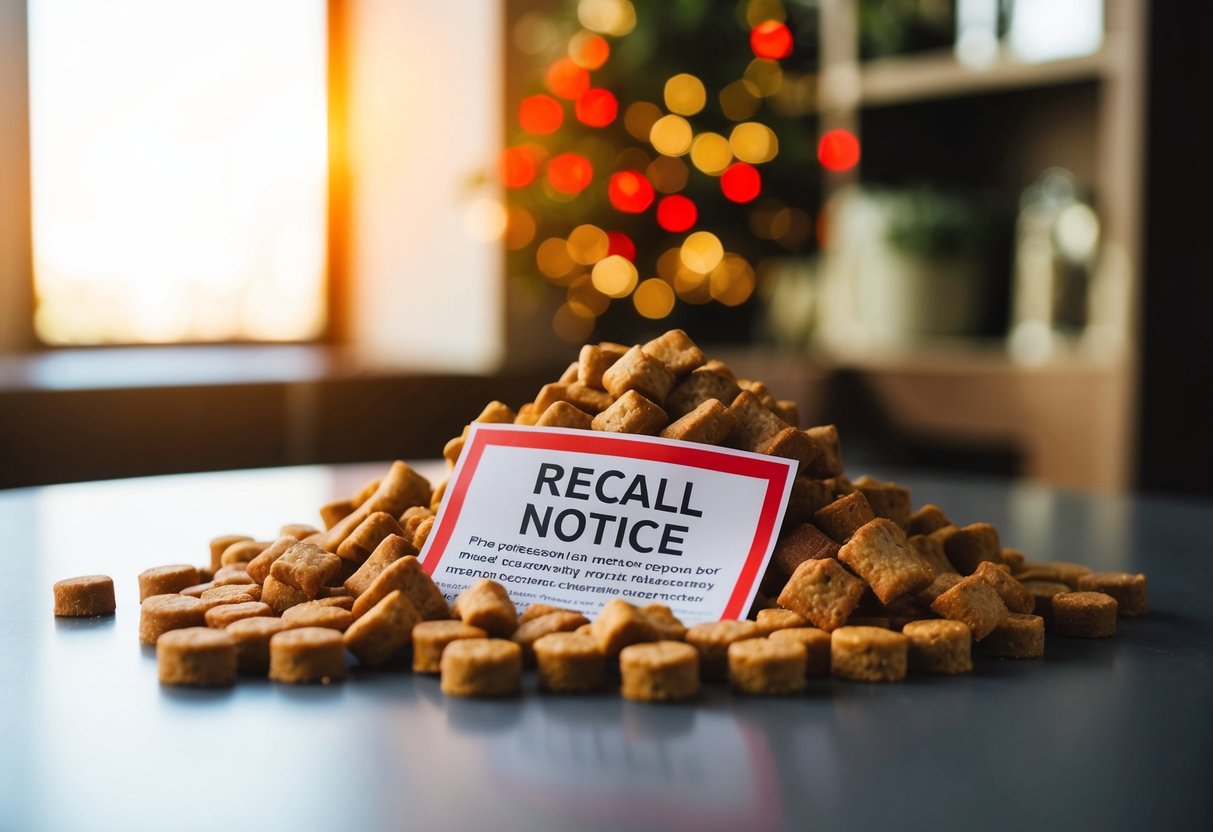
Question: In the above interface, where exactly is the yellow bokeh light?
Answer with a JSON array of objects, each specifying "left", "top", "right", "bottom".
[
  {"left": 567, "top": 224, "right": 610, "bottom": 265},
  {"left": 674, "top": 266, "right": 712, "bottom": 304},
  {"left": 505, "top": 206, "right": 536, "bottom": 251},
  {"left": 744, "top": 58, "right": 783, "bottom": 97},
  {"left": 720, "top": 80, "right": 761, "bottom": 121},
  {"left": 656, "top": 247, "right": 683, "bottom": 281},
  {"left": 710, "top": 254, "right": 756, "bottom": 306},
  {"left": 663, "top": 73, "right": 707, "bottom": 116},
  {"left": 681, "top": 230, "right": 724, "bottom": 273},
  {"left": 568, "top": 274, "right": 610, "bottom": 316},
  {"left": 591, "top": 255, "right": 639, "bottom": 298},
  {"left": 624, "top": 101, "right": 663, "bottom": 141},
  {"left": 553, "top": 302, "right": 596, "bottom": 344},
  {"left": 729, "top": 122, "right": 779, "bottom": 164},
  {"left": 646, "top": 155, "right": 689, "bottom": 194},
  {"left": 537, "top": 237, "right": 576, "bottom": 280},
  {"left": 745, "top": 0, "right": 786, "bottom": 27},
  {"left": 633, "top": 278, "right": 676, "bottom": 319},
  {"left": 689, "top": 132, "right": 733, "bottom": 175},
  {"left": 578, "top": 0, "right": 636, "bottom": 36},
  {"left": 650, "top": 114, "right": 693, "bottom": 157}
]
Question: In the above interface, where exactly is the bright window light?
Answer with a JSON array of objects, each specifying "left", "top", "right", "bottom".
[{"left": 28, "top": 0, "right": 328, "bottom": 344}]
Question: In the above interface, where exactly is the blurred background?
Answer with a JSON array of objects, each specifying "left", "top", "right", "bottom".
[{"left": 0, "top": 0, "right": 1209, "bottom": 496}]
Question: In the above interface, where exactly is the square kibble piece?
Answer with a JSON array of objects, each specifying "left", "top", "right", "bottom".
[
  {"left": 601, "top": 345, "right": 676, "bottom": 404},
  {"left": 930, "top": 574, "right": 1010, "bottom": 641},
  {"left": 270, "top": 542, "right": 341, "bottom": 598},
  {"left": 838, "top": 518, "right": 931, "bottom": 604},
  {"left": 831, "top": 626, "right": 908, "bottom": 682},
  {"left": 591, "top": 390, "right": 668, "bottom": 435},
  {"left": 813, "top": 491, "right": 876, "bottom": 544},
  {"left": 776, "top": 558, "right": 866, "bottom": 632},
  {"left": 944, "top": 523, "right": 1005, "bottom": 575}
]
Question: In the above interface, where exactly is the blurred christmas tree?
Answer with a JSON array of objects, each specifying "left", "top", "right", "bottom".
[{"left": 500, "top": 0, "right": 835, "bottom": 345}]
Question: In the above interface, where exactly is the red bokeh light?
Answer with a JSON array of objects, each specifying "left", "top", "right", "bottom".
[
  {"left": 575, "top": 88, "right": 618, "bottom": 128},
  {"left": 545, "top": 57, "right": 591, "bottom": 100},
  {"left": 817, "top": 129, "right": 861, "bottom": 172},
  {"left": 750, "top": 20, "right": 793, "bottom": 60},
  {"left": 656, "top": 195, "right": 697, "bottom": 232},
  {"left": 547, "top": 153, "right": 594, "bottom": 195},
  {"left": 571, "top": 33, "right": 610, "bottom": 70},
  {"left": 498, "top": 146, "right": 537, "bottom": 189},
  {"left": 518, "top": 94, "right": 563, "bottom": 135},
  {"left": 608, "top": 170, "right": 655, "bottom": 213},
  {"left": 721, "top": 162, "right": 762, "bottom": 203},
  {"left": 606, "top": 231, "right": 636, "bottom": 262}
]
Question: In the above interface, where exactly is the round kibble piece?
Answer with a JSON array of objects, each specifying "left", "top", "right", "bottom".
[
  {"left": 769, "top": 627, "right": 832, "bottom": 676},
  {"left": 619, "top": 640, "right": 700, "bottom": 703},
  {"left": 831, "top": 626, "right": 908, "bottom": 682},
  {"left": 199, "top": 584, "right": 260, "bottom": 609},
  {"left": 139, "top": 594, "right": 208, "bottom": 644},
  {"left": 1076, "top": 571, "right": 1148, "bottom": 617},
  {"left": 728, "top": 638, "right": 807, "bottom": 695},
  {"left": 204, "top": 601, "right": 272, "bottom": 629},
  {"left": 533, "top": 632, "right": 607, "bottom": 693},
  {"left": 982, "top": 613, "right": 1045, "bottom": 658},
  {"left": 902, "top": 619, "right": 973, "bottom": 674},
  {"left": 53, "top": 575, "right": 116, "bottom": 617},
  {"left": 157, "top": 627, "right": 237, "bottom": 686},
  {"left": 1052, "top": 591, "right": 1117, "bottom": 638},
  {"left": 281, "top": 604, "right": 354, "bottom": 632},
  {"left": 1021, "top": 580, "right": 1072, "bottom": 624},
  {"left": 511, "top": 611, "right": 590, "bottom": 666},
  {"left": 755, "top": 608, "right": 808, "bottom": 635},
  {"left": 685, "top": 620, "right": 762, "bottom": 681},
  {"left": 440, "top": 638, "right": 522, "bottom": 697},
  {"left": 413, "top": 620, "right": 488, "bottom": 673},
  {"left": 269, "top": 627, "right": 346, "bottom": 684},
  {"left": 226, "top": 616, "right": 290, "bottom": 674},
  {"left": 138, "top": 565, "right": 200, "bottom": 601}
]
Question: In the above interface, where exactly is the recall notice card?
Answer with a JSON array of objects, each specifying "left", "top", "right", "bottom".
[{"left": 418, "top": 424, "right": 798, "bottom": 626}]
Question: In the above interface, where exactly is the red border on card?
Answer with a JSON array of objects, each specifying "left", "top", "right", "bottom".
[{"left": 421, "top": 426, "right": 796, "bottom": 620}]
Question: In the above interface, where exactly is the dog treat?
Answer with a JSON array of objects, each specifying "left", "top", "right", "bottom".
[
  {"left": 1000, "top": 548, "right": 1026, "bottom": 572},
  {"left": 838, "top": 519, "right": 932, "bottom": 604},
  {"left": 519, "top": 602, "right": 579, "bottom": 625},
  {"left": 756, "top": 427, "right": 820, "bottom": 473},
  {"left": 319, "top": 499, "right": 357, "bottom": 530},
  {"left": 53, "top": 575, "right": 116, "bottom": 617},
  {"left": 918, "top": 571, "right": 964, "bottom": 606},
  {"left": 533, "top": 632, "right": 607, "bottom": 693},
  {"left": 665, "top": 362, "right": 742, "bottom": 419},
  {"left": 139, "top": 594, "right": 208, "bottom": 644},
  {"left": 269, "top": 627, "right": 346, "bottom": 684},
  {"left": 642, "top": 328, "right": 706, "bottom": 377},
  {"left": 908, "top": 533, "right": 956, "bottom": 581},
  {"left": 830, "top": 626, "right": 908, "bottom": 682},
  {"left": 535, "top": 400, "right": 595, "bottom": 430},
  {"left": 776, "top": 558, "right": 866, "bottom": 632},
  {"left": 906, "top": 504, "right": 951, "bottom": 536},
  {"left": 640, "top": 603, "right": 688, "bottom": 641},
  {"left": 280, "top": 523, "right": 320, "bottom": 540},
  {"left": 1052, "top": 592, "right": 1117, "bottom": 637},
  {"left": 343, "top": 590, "right": 421, "bottom": 668},
  {"left": 685, "top": 620, "right": 763, "bottom": 680},
  {"left": 199, "top": 584, "right": 259, "bottom": 608},
  {"left": 981, "top": 613, "right": 1045, "bottom": 658},
  {"left": 511, "top": 610, "right": 590, "bottom": 666},
  {"left": 245, "top": 536, "right": 298, "bottom": 585},
  {"left": 204, "top": 601, "right": 272, "bottom": 629},
  {"left": 323, "top": 460, "right": 432, "bottom": 552},
  {"left": 180, "top": 582, "right": 215, "bottom": 598},
  {"left": 601, "top": 345, "right": 676, "bottom": 404},
  {"left": 803, "top": 425, "right": 844, "bottom": 478},
  {"left": 157, "top": 627, "right": 237, "bottom": 687},
  {"left": 336, "top": 512, "right": 406, "bottom": 564},
  {"left": 813, "top": 491, "right": 876, "bottom": 544},
  {"left": 281, "top": 603, "right": 354, "bottom": 632},
  {"left": 769, "top": 627, "right": 832, "bottom": 676},
  {"left": 1051, "top": 562, "right": 1093, "bottom": 589},
  {"left": 454, "top": 579, "right": 518, "bottom": 637},
  {"left": 944, "top": 523, "right": 1004, "bottom": 575},
  {"left": 226, "top": 616, "right": 290, "bottom": 674},
  {"left": 138, "top": 565, "right": 201, "bottom": 601},
  {"left": 413, "top": 620, "right": 488, "bottom": 673},
  {"left": 440, "top": 638, "right": 523, "bottom": 697},
  {"left": 852, "top": 476, "right": 912, "bottom": 528},
  {"left": 1020, "top": 580, "right": 1071, "bottom": 623},
  {"left": 270, "top": 541, "right": 342, "bottom": 598},
  {"left": 902, "top": 620, "right": 972, "bottom": 674},
  {"left": 591, "top": 598, "right": 662, "bottom": 656},
  {"left": 344, "top": 534, "right": 417, "bottom": 598},
  {"left": 755, "top": 608, "right": 808, "bottom": 635},
  {"left": 591, "top": 389, "right": 668, "bottom": 435},
  {"left": 262, "top": 575, "right": 310, "bottom": 615},
  {"left": 930, "top": 574, "right": 1009, "bottom": 640},
  {"left": 728, "top": 638, "right": 807, "bottom": 695},
  {"left": 619, "top": 641, "right": 700, "bottom": 702},
  {"left": 411, "top": 516, "right": 434, "bottom": 550},
  {"left": 220, "top": 539, "right": 268, "bottom": 568},
  {"left": 770, "top": 523, "right": 840, "bottom": 582},
  {"left": 1077, "top": 572, "right": 1148, "bottom": 617},
  {"left": 973, "top": 561, "right": 1035, "bottom": 615},
  {"left": 209, "top": 534, "right": 253, "bottom": 573},
  {"left": 728, "top": 389, "right": 789, "bottom": 452},
  {"left": 352, "top": 555, "right": 449, "bottom": 622},
  {"left": 578, "top": 342, "right": 629, "bottom": 389},
  {"left": 660, "top": 398, "right": 740, "bottom": 445},
  {"left": 845, "top": 615, "right": 891, "bottom": 629},
  {"left": 212, "top": 566, "right": 255, "bottom": 587}
]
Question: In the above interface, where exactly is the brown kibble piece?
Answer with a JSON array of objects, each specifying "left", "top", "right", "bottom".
[
  {"left": 769, "top": 627, "right": 832, "bottom": 676},
  {"left": 455, "top": 579, "right": 518, "bottom": 637},
  {"left": 209, "top": 534, "right": 253, "bottom": 573},
  {"left": 336, "top": 512, "right": 406, "bottom": 564},
  {"left": 771, "top": 523, "right": 840, "bottom": 581},
  {"left": 781, "top": 478, "right": 837, "bottom": 530},
  {"left": 1051, "top": 561, "right": 1093, "bottom": 589},
  {"left": 578, "top": 342, "right": 628, "bottom": 389},
  {"left": 352, "top": 555, "right": 449, "bottom": 622},
  {"left": 269, "top": 627, "right": 346, "bottom": 684},
  {"left": 659, "top": 398, "right": 740, "bottom": 445},
  {"left": 282, "top": 603, "right": 354, "bottom": 632},
  {"left": 1000, "top": 548, "right": 1026, "bottom": 572},
  {"left": 930, "top": 574, "right": 1010, "bottom": 641},
  {"left": 511, "top": 611, "right": 590, "bottom": 666},
  {"left": 755, "top": 608, "right": 808, "bottom": 635},
  {"left": 440, "top": 638, "right": 522, "bottom": 697},
  {"left": 944, "top": 523, "right": 1004, "bottom": 575},
  {"left": 323, "top": 461, "right": 433, "bottom": 551},
  {"left": 685, "top": 620, "right": 763, "bottom": 681},
  {"left": 204, "top": 601, "right": 272, "bottom": 629},
  {"left": 981, "top": 613, "right": 1045, "bottom": 658},
  {"left": 757, "top": 427, "right": 820, "bottom": 474},
  {"left": 908, "top": 534, "right": 956, "bottom": 580},
  {"left": 157, "top": 627, "right": 236, "bottom": 686},
  {"left": 591, "top": 390, "right": 668, "bottom": 435},
  {"left": 246, "top": 536, "right": 299, "bottom": 586},
  {"left": 772, "top": 400, "right": 799, "bottom": 427},
  {"left": 53, "top": 575, "right": 116, "bottom": 617},
  {"left": 974, "top": 561, "right": 1036, "bottom": 615},
  {"left": 533, "top": 632, "right": 607, "bottom": 693},
  {"left": 180, "top": 582, "right": 215, "bottom": 598},
  {"left": 640, "top": 603, "right": 688, "bottom": 641},
  {"left": 212, "top": 566, "right": 255, "bottom": 587},
  {"left": 139, "top": 594, "right": 208, "bottom": 644},
  {"left": 728, "top": 638, "right": 806, "bottom": 695},
  {"left": 535, "top": 400, "right": 594, "bottom": 430},
  {"left": 665, "top": 364, "right": 742, "bottom": 419},
  {"left": 199, "top": 584, "right": 259, "bottom": 608},
  {"left": 411, "top": 516, "right": 434, "bottom": 550},
  {"left": 813, "top": 491, "right": 876, "bottom": 544},
  {"left": 619, "top": 641, "right": 700, "bottom": 702},
  {"left": 838, "top": 518, "right": 931, "bottom": 604},
  {"left": 319, "top": 499, "right": 357, "bottom": 530},
  {"left": 220, "top": 539, "right": 269, "bottom": 568},
  {"left": 262, "top": 575, "right": 309, "bottom": 615},
  {"left": 412, "top": 620, "right": 488, "bottom": 673},
  {"left": 226, "top": 616, "right": 290, "bottom": 674},
  {"left": 270, "top": 541, "right": 341, "bottom": 598},
  {"left": 1077, "top": 572, "right": 1147, "bottom": 617},
  {"left": 728, "top": 389, "right": 789, "bottom": 451},
  {"left": 902, "top": 620, "right": 972, "bottom": 674},
  {"left": 519, "top": 603, "right": 580, "bottom": 625},
  {"left": 565, "top": 382, "right": 614, "bottom": 414},
  {"left": 591, "top": 598, "right": 661, "bottom": 657},
  {"left": 642, "top": 329, "right": 706, "bottom": 377},
  {"left": 906, "top": 504, "right": 951, "bottom": 536},
  {"left": 852, "top": 476, "right": 912, "bottom": 527},
  {"left": 138, "top": 565, "right": 201, "bottom": 601},
  {"left": 803, "top": 425, "right": 844, "bottom": 478},
  {"left": 917, "top": 572, "right": 964, "bottom": 605},
  {"left": 1020, "top": 580, "right": 1071, "bottom": 623},
  {"left": 343, "top": 590, "right": 421, "bottom": 668},
  {"left": 776, "top": 558, "right": 866, "bottom": 632},
  {"left": 344, "top": 534, "right": 417, "bottom": 598},
  {"left": 280, "top": 523, "right": 320, "bottom": 540},
  {"left": 1052, "top": 591, "right": 1117, "bottom": 637},
  {"left": 830, "top": 626, "right": 908, "bottom": 682},
  {"left": 601, "top": 345, "right": 676, "bottom": 404}
]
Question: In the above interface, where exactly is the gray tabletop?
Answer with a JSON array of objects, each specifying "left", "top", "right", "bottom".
[{"left": 2, "top": 463, "right": 1211, "bottom": 832}]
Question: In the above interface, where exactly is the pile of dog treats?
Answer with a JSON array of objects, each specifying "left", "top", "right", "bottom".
[{"left": 53, "top": 329, "right": 1148, "bottom": 700}]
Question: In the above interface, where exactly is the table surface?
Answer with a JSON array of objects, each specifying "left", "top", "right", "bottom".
[{"left": 2, "top": 463, "right": 1211, "bottom": 832}]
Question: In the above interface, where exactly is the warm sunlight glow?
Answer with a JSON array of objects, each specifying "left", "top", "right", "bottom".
[{"left": 28, "top": 0, "right": 328, "bottom": 344}]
